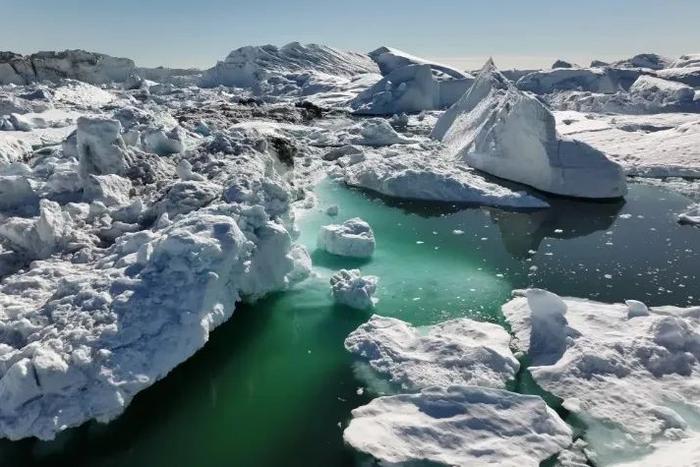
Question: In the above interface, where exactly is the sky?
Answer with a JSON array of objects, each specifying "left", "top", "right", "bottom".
[{"left": 2, "top": 0, "right": 699, "bottom": 71}]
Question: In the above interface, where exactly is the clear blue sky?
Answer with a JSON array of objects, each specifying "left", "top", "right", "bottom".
[{"left": 2, "top": 0, "right": 699, "bottom": 70}]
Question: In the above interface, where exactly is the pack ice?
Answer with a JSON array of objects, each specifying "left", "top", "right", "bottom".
[
  {"left": 342, "top": 315, "right": 574, "bottom": 464},
  {"left": 0, "top": 83, "right": 313, "bottom": 439},
  {"left": 504, "top": 289, "right": 700, "bottom": 465},
  {"left": 432, "top": 60, "right": 628, "bottom": 199}
]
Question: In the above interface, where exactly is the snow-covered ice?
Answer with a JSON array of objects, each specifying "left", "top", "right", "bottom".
[
  {"left": 368, "top": 46, "right": 471, "bottom": 80},
  {"left": 504, "top": 289, "right": 700, "bottom": 465},
  {"left": 433, "top": 60, "right": 627, "bottom": 199},
  {"left": 678, "top": 204, "right": 700, "bottom": 225},
  {"left": 337, "top": 148, "right": 549, "bottom": 208},
  {"left": 200, "top": 42, "right": 379, "bottom": 95},
  {"left": 329, "top": 269, "right": 378, "bottom": 310},
  {"left": 317, "top": 218, "right": 375, "bottom": 258},
  {"left": 555, "top": 111, "right": 700, "bottom": 178},
  {"left": 345, "top": 315, "right": 519, "bottom": 392},
  {"left": 343, "top": 385, "right": 572, "bottom": 467}
]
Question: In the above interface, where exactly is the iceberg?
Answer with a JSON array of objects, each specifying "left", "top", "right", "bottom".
[
  {"left": 200, "top": 42, "right": 378, "bottom": 91},
  {"left": 432, "top": 60, "right": 627, "bottom": 199},
  {"left": 338, "top": 149, "right": 549, "bottom": 208},
  {"left": 343, "top": 386, "right": 573, "bottom": 467},
  {"left": 329, "top": 269, "right": 378, "bottom": 310},
  {"left": 368, "top": 46, "right": 471, "bottom": 80},
  {"left": 504, "top": 289, "right": 700, "bottom": 465},
  {"left": 317, "top": 218, "right": 375, "bottom": 258},
  {"left": 351, "top": 64, "right": 474, "bottom": 115}
]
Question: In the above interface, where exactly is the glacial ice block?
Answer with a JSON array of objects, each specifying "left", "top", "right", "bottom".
[
  {"left": 432, "top": 60, "right": 627, "bottom": 199},
  {"left": 317, "top": 218, "right": 375, "bottom": 258}
]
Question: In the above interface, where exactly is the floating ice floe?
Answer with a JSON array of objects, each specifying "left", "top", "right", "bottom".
[
  {"left": 432, "top": 60, "right": 627, "bottom": 199},
  {"left": 345, "top": 315, "right": 519, "bottom": 391},
  {"left": 338, "top": 148, "right": 549, "bottom": 208},
  {"left": 329, "top": 269, "right": 378, "bottom": 310},
  {"left": 343, "top": 385, "right": 573, "bottom": 467},
  {"left": 504, "top": 288, "right": 700, "bottom": 465},
  {"left": 317, "top": 218, "right": 375, "bottom": 258},
  {"left": 678, "top": 204, "right": 700, "bottom": 225}
]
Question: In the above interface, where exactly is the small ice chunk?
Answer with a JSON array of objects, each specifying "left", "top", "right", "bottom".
[
  {"left": 330, "top": 269, "right": 378, "bottom": 310},
  {"left": 317, "top": 218, "right": 375, "bottom": 258},
  {"left": 325, "top": 205, "right": 339, "bottom": 216},
  {"left": 626, "top": 299, "right": 650, "bottom": 318}
]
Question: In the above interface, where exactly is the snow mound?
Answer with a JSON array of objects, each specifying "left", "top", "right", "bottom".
[
  {"left": 339, "top": 149, "right": 549, "bottom": 208},
  {"left": 504, "top": 289, "right": 700, "bottom": 465},
  {"left": 368, "top": 46, "right": 471, "bottom": 80},
  {"left": 433, "top": 60, "right": 627, "bottom": 199},
  {"left": 345, "top": 315, "right": 519, "bottom": 391},
  {"left": 344, "top": 385, "right": 572, "bottom": 466},
  {"left": 200, "top": 42, "right": 378, "bottom": 90},
  {"left": 317, "top": 218, "right": 375, "bottom": 258},
  {"left": 679, "top": 203, "right": 700, "bottom": 225},
  {"left": 330, "top": 269, "right": 378, "bottom": 310}
]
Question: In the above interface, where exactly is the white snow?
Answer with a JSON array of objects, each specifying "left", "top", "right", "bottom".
[
  {"left": 671, "top": 54, "right": 700, "bottom": 69},
  {"left": 433, "top": 60, "right": 627, "bottom": 199},
  {"left": 343, "top": 385, "right": 573, "bottom": 467},
  {"left": 317, "top": 218, "right": 375, "bottom": 258},
  {"left": 329, "top": 269, "right": 378, "bottom": 310},
  {"left": 345, "top": 315, "right": 519, "bottom": 391},
  {"left": 504, "top": 289, "right": 700, "bottom": 465}
]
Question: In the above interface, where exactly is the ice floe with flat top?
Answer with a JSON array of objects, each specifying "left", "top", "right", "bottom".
[
  {"left": 317, "top": 217, "right": 375, "bottom": 258},
  {"left": 345, "top": 315, "right": 520, "bottom": 392},
  {"left": 504, "top": 288, "right": 700, "bottom": 465},
  {"left": 337, "top": 147, "right": 549, "bottom": 208},
  {"left": 343, "top": 385, "right": 573, "bottom": 467},
  {"left": 433, "top": 59, "right": 627, "bottom": 199},
  {"left": 330, "top": 269, "right": 378, "bottom": 310}
]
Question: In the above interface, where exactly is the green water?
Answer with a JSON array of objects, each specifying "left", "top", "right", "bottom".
[{"left": 0, "top": 179, "right": 698, "bottom": 466}]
